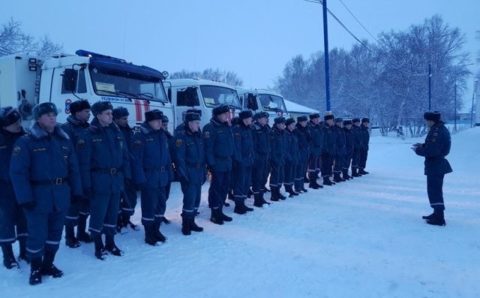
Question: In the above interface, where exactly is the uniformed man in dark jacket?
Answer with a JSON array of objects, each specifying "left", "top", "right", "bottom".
[
  {"left": 284, "top": 118, "right": 299, "bottom": 197},
  {"left": 342, "top": 119, "right": 354, "bottom": 180},
  {"left": 413, "top": 111, "right": 452, "bottom": 226},
  {"left": 307, "top": 113, "right": 324, "bottom": 189},
  {"left": 10, "top": 103, "right": 83, "bottom": 285},
  {"left": 203, "top": 104, "right": 234, "bottom": 225},
  {"left": 0, "top": 107, "right": 27, "bottom": 269},
  {"left": 322, "top": 113, "right": 336, "bottom": 186},
  {"left": 251, "top": 112, "right": 271, "bottom": 207},
  {"left": 173, "top": 112, "right": 206, "bottom": 235},
  {"left": 79, "top": 101, "right": 131, "bottom": 260},
  {"left": 112, "top": 107, "right": 138, "bottom": 231},
  {"left": 294, "top": 116, "right": 310, "bottom": 193},
  {"left": 131, "top": 110, "right": 171, "bottom": 245},
  {"left": 333, "top": 118, "right": 346, "bottom": 182},
  {"left": 61, "top": 100, "right": 92, "bottom": 248},
  {"left": 232, "top": 110, "right": 255, "bottom": 214},
  {"left": 359, "top": 118, "right": 371, "bottom": 175},
  {"left": 351, "top": 118, "right": 363, "bottom": 177},
  {"left": 270, "top": 117, "right": 287, "bottom": 201}
]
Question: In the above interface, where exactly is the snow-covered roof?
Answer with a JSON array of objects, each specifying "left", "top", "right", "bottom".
[{"left": 284, "top": 99, "right": 319, "bottom": 114}]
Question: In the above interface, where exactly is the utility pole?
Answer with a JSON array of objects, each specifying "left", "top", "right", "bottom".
[
  {"left": 428, "top": 63, "right": 432, "bottom": 110},
  {"left": 472, "top": 80, "right": 478, "bottom": 127},
  {"left": 322, "top": 0, "right": 331, "bottom": 111},
  {"left": 454, "top": 81, "right": 457, "bottom": 132}
]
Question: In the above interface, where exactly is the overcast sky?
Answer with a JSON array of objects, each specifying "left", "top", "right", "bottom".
[{"left": 1, "top": 0, "right": 479, "bottom": 108}]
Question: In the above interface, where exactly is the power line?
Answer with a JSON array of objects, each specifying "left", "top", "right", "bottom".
[
  {"left": 336, "top": 0, "right": 379, "bottom": 43},
  {"left": 305, "top": 0, "right": 371, "bottom": 50}
]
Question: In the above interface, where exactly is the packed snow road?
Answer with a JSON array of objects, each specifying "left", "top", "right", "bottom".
[{"left": 2, "top": 128, "right": 480, "bottom": 298}]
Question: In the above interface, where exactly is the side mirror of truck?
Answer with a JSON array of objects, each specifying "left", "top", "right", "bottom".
[
  {"left": 62, "top": 69, "right": 77, "bottom": 93},
  {"left": 247, "top": 93, "right": 258, "bottom": 110}
]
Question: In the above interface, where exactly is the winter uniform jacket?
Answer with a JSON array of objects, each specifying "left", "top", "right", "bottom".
[{"left": 415, "top": 122, "right": 453, "bottom": 176}]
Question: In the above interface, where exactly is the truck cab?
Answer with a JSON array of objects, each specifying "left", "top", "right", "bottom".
[
  {"left": 164, "top": 78, "right": 241, "bottom": 128},
  {"left": 0, "top": 50, "right": 173, "bottom": 131},
  {"left": 237, "top": 88, "right": 289, "bottom": 120}
]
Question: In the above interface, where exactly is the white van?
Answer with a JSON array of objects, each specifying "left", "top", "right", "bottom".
[
  {"left": 237, "top": 88, "right": 289, "bottom": 120},
  {"left": 164, "top": 78, "right": 242, "bottom": 128},
  {"left": 0, "top": 50, "right": 174, "bottom": 131}
]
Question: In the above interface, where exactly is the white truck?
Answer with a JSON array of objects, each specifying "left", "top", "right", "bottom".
[
  {"left": 164, "top": 78, "right": 242, "bottom": 128},
  {"left": 237, "top": 88, "right": 289, "bottom": 120},
  {"left": 0, "top": 50, "right": 174, "bottom": 131}
]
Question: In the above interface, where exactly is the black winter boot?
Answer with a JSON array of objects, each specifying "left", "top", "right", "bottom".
[
  {"left": 220, "top": 209, "right": 233, "bottom": 222},
  {"left": 426, "top": 210, "right": 446, "bottom": 226},
  {"left": 352, "top": 167, "right": 360, "bottom": 177},
  {"left": 29, "top": 257, "right": 43, "bottom": 285},
  {"left": 41, "top": 250, "right": 63, "bottom": 278},
  {"left": 270, "top": 187, "right": 280, "bottom": 201},
  {"left": 359, "top": 169, "right": 369, "bottom": 175},
  {"left": 210, "top": 208, "right": 224, "bottom": 225},
  {"left": 333, "top": 173, "right": 345, "bottom": 183},
  {"left": 65, "top": 225, "right": 80, "bottom": 248},
  {"left": 181, "top": 216, "right": 192, "bottom": 236},
  {"left": 342, "top": 170, "right": 352, "bottom": 180},
  {"left": 2, "top": 244, "right": 18, "bottom": 269},
  {"left": 154, "top": 220, "right": 167, "bottom": 243},
  {"left": 254, "top": 193, "right": 269, "bottom": 207},
  {"left": 144, "top": 224, "right": 158, "bottom": 245},
  {"left": 285, "top": 185, "right": 299, "bottom": 197},
  {"left": 422, "top": 212, "right": 435, "bottom": 220},
  {"left": 323, "top": 177, "right": 334, "bottom": 186},
  {"left": 190, "top": 217, "right": 204, "bottom": 232},
  {"left": 77, "top": 214, "right": 93, "bottom": 243},
  {"left": 93, "top": 234, "right": 106, "bottom": 260},
  {"left": 105, "top": 234, "right": 123, "bottom": 256},
  {"left": 234, "top": 201, "right": 248, "bottom": 215}
]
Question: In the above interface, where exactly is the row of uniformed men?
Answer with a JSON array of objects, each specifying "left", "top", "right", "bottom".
[{"left": 0, "top": 101, "right": 370, "bottom": 285}]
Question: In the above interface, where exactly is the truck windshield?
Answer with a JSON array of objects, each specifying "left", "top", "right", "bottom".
[
  {"left": 258, "top": 94, "right": 287, "bottom": 112},
  {"left": 200, "top": 85, "right": 241, "bottom": 109},
  {"left": 89, "top": 67, "right": 168, "bottom": 103}
]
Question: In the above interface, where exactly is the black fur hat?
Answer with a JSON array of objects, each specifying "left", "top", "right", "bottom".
[
  {"left": 112, "top": 107, "right": 129, "bottom": 119},
  {"left": 69, "top": 100, "right": 91, "bottom": 115},
  {"left": 91, "top": 101, "right": 113, "bottom": 117},
  {"left": 145, "top": 109, "right": 163, "bottom": 122},
  {"left": 33, "top": 102, "right": 57, "bottom": 120},
  {"left": 212, "top": 104, "right": 230, "bottom": 116},
  {"left": 0, "top": 107, "right": 21, "bottom": 127},
  {"left": 424, "top": 111, "right": 441, "bottom": 122}
]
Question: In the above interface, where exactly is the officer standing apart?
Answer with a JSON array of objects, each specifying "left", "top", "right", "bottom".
[
  {"left": 203, "top": 105, "right": 234, "bottom": 225},
  {"left": 131, "top": 110, "right": 171, "bottom": 245},
  {"left": 79, "top": 101, "right": 131, "bottom": 260},
  {"left": 112, "top": 107, "right": 138, "bottom": 231},
  {"left": 251, "top": 112, "right": 271, "bottom": 207},
  {"left": 413, "top": 111, "right": 452, "bottom": 226},
  {"left": 61, "top": 100, "right": 92, "bottom": 248},
  {"left": 173, "top": 111, "right": 206, "bottom": 235},
  {"left": 232, "top": 110, "right": 255, "bottom": 214},
  {"left": 0, "top": 107, "right": 27, "bottom": 269},
  {"left": 294, "top": 116, "right": 310, "bottom": 193},
  {"left": 10, "top": 103, "right": 83, "bottom": 285}
]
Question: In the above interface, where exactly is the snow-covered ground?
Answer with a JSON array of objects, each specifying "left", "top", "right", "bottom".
[{"left": 2, "top": 128, "right": 480, "bottom": 298}]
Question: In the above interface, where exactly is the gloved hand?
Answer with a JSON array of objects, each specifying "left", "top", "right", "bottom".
[{"left": 21, "top": 201, "right": 36, "bottom": 210}]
